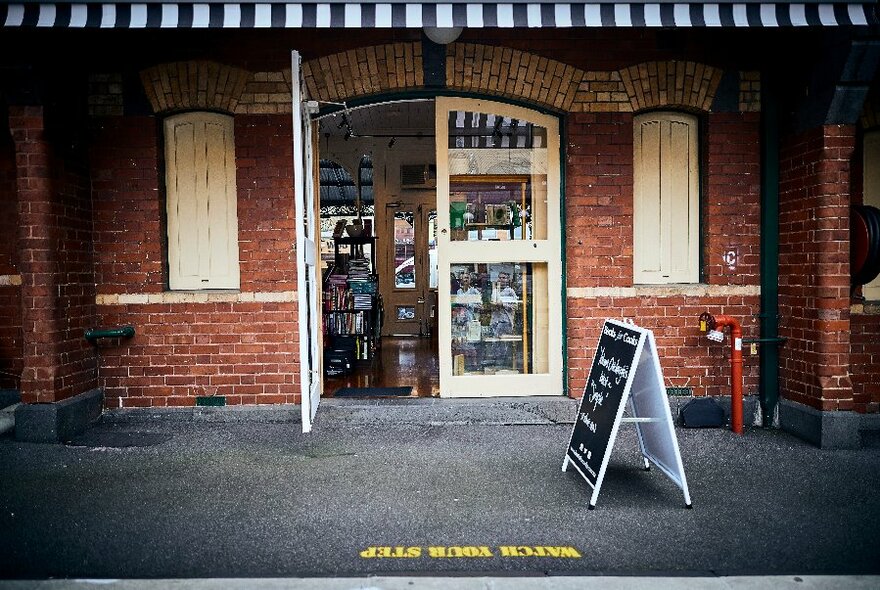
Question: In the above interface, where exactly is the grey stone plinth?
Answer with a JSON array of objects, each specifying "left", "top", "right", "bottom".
[
  {"left": 779, "top": 398, "right": 861, "bottom": 449},
  {"left": 15, "top": 388, "right": 104, "bottom": 443}
]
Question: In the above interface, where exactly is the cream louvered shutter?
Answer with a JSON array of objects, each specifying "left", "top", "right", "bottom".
[
  {"left": 165, "top": 112, "right": 240, "bottom": 290},
  {"left": 633, "top": 112, "right": 699, "bottom": 284}
]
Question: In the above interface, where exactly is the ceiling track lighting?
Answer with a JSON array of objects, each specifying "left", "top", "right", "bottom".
[{"left": 492, "top": 118, "right": 504, "bottom": 138}]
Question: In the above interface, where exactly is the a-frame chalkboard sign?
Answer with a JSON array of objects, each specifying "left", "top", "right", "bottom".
[{"left": 563, "top": 319, "right": 692, "bottom": 509}]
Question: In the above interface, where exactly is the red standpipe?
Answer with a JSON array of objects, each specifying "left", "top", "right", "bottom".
[{"left": 711, "top": 314, "right": 744, "bottom": 435}]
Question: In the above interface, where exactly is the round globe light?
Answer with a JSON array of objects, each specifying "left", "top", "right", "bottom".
[{"left": 424, "top": 26, "right": 463, "bottom": 45}]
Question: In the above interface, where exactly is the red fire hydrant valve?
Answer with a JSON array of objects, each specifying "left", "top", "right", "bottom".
[
  {"left": 700, "top": 312, "right": 744, "bottom": 436},
  {"left": 698, "top": 312, "right": 715, "bottom": 333}
]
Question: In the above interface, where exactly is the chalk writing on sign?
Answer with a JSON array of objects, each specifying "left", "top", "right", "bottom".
[{"left": 567, "top": 320, "right": 641, "bottom": 486}]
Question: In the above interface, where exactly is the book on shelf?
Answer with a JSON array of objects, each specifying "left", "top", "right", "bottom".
[
  {"left": 323, "top": 252, "right": 381, "bottom": 354},
  {"left": 324, "top": 310, "right": 366, "bottom": 335},
  {"left": 352, "top": 294, "right": 373, "bottom": 310}
]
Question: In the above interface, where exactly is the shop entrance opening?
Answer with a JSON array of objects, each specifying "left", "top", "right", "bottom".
[
  {"left": 307, "top": 97, "right": 564, "bottom": 403},
  {"left": 317, "top": 100, "right": 440, "bottom": 398}
]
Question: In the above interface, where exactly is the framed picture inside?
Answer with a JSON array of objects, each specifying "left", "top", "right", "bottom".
[{"left": 485, "top": 204, "right": 512, "bottom": 225}]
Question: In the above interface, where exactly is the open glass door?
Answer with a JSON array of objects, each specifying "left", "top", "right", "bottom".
[
  {"left": 293, "top": 50, "right": 323, "bottom": 431},
  {"left": 436, "top": 98, "right": 563, "bottom": 397}
]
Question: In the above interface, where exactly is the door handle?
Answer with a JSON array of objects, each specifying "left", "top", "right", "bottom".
[{"left": 417, "top": 297, "right": 425, "bottom": 304}]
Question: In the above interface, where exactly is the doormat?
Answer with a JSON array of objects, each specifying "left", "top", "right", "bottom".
[{"left": 333, "top": 386, "right": 413, "bottom": 398}]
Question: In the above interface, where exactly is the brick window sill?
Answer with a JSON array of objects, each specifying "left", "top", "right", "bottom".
[
  {"left": 567, "top": 284, "right": 760, "bottom": 298},
  {"left": 96, "top": 291, "right": 296, "bottom": 305},
  {"left": 851, "top": 302, "right": 880, "bottom": 315}
]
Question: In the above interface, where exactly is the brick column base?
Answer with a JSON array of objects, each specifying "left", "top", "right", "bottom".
[
  {"left": 779, "top": 125, "right": 857, "bottom": 447},
  {"left": 10, "top": 105, "right": 61, "bottom": 404}
]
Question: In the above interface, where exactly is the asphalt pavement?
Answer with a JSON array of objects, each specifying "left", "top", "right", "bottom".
[{"left": 0, "top": 397, "right": 878, "bottom": 588}]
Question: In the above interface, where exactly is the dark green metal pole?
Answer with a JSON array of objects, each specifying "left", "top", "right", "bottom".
[
  {"left": 85, "top": 325, "right": 135, "bottom": 342},
  {"left": 760, "top": 72, "right": 780, "bottom": 427}
]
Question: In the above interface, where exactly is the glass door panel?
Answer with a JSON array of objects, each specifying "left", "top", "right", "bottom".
[
  {"left": 393, "top": 211, "right": 416, "bottom": 289},
  {"left": 426, "top": 209, "right": 439, "bottom": 336},
  {"left": 450, "top": 262, "right": 549, "bottom": 376},
  {"left": 436, "top": 98, "right": 562, "bottom": 397},
  {"left": 450, "top": 176, "right": 534, "bottom": 242},
  {"left": 427, "top": 210, "right": 438, "bottom": 289}
]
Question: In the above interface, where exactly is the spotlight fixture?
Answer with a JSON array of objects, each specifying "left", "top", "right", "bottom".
[
  {"left": 388, "top": 137, "right": 396, "bottom": 148},
  {"left": 424, "top": 26, "right": 463, "bottom": 45}
]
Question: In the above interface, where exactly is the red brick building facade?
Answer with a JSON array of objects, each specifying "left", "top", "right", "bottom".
[{"left": 1, "top": 2, "right": 878, "bottom": 448}]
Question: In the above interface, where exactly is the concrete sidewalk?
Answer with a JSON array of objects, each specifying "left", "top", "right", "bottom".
[
  {"left": 2, "top": 575, "right": 880, "bottom": 589},
  {"left": 1, "top": 397, "right": 878, "bottom": 583}
]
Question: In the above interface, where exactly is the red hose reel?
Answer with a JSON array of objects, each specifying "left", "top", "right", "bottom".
[{"left": 852, "top": 204, "right": 880, "bottom": 287}]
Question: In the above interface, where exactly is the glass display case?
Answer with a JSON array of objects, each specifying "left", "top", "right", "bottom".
[{"left": 449, "top": 175, "right": 534, "bottom": 242}]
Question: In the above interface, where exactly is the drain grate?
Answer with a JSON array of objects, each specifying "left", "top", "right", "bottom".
[{"left": 666, "top": 387, "right": 693, "bottom": 396}]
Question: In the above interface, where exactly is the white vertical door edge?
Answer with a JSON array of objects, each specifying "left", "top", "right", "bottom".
[{"left": 292, "top": 49, "right": 321, "bottom": 433}]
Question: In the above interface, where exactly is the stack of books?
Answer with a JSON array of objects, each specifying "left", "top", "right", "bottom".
[
  {"left": 347, "top": 256, "right": 378, "bottom": 296},
  {"left": 348, "top": 258, "right": 371, "bottom": 277}
]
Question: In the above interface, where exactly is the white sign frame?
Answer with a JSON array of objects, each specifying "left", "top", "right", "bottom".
[{"left": 563, "top": 319, "right": 692, "bottom": 510}]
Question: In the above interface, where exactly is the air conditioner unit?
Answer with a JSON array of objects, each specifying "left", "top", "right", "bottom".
[{"left": 400, "top": 164, "right": 436, "bottom": 189}]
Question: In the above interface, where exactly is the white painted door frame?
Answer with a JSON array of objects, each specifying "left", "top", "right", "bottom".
[
  {"left": 293, "top": 50, "right": 323, "bottom": 432},
  {"left": 435, "top": 97, "right": 563, "bottom": 397}
]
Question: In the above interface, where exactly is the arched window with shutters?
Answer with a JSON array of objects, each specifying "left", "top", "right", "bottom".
[
  {"left": 633, "top": 112, "right": 700, "bottom": 284},
  {"left": 164, "top": 112, "right": 240, "bottom": 290}
]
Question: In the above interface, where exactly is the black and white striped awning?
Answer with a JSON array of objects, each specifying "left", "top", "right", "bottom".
[{"left": 2, "top": 2, "right": 878, "bottom": 28}]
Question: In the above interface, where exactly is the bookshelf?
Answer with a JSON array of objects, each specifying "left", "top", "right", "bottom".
[{"left": 323, "top": 237, "right": 382, "bottom": 370}]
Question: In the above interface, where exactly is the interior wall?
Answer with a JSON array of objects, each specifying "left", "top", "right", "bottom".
[{"left": 321, "top": 132, "right": 435, "bottom": 302}]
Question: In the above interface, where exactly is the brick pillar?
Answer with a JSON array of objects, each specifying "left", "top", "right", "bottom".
[
  {"left": 10, "top": 105, "right": 61, "bottom": 403},
  {"left": 778, "top": 125, "right": 857, "bottom": 447},
  {"left": 0, "top": 122, "right": 22, "bottom": 390}
]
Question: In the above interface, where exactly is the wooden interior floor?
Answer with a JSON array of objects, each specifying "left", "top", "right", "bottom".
[{"left": 322, "top": 336, "right": 440, "bottom": 398}]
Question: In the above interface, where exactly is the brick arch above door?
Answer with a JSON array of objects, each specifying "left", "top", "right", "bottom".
[
  {"left": 444, "top": 43, "right": 584, "bottom": 112},
  {"left": 135, "top": 50, "right": 755, "bottom": 117},
  {"left": 303, "top": 43, "right": 425, "bottom": 104},
  {"left": 302, "top": 42, "right": 585, "bottom": 112},
  {"left": 140, "top": 61, "right": 252, "bottom": 115},
  {"left": 302, "top": 44, "right": 750, "bottom": 116},
  {"left": 619, "top": 61, "right": 725, "bottom": 113}
]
